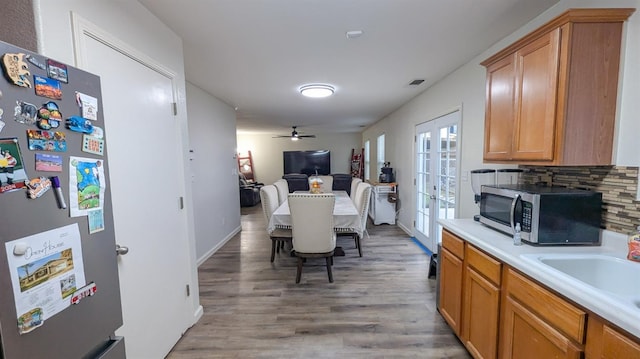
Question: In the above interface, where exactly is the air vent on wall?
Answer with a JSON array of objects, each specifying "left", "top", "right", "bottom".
[{"left": 409, "top": 79, "right": 425, "bottom": 86}]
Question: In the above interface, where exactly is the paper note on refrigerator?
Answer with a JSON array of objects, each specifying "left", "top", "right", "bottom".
[{"left": 4, "top": 223, "right": 86, "bottom": 334}]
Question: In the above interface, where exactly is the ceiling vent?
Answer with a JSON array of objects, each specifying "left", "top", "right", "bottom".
[{"left": 409, "top": 79, "right": 425, "bottom": 86}]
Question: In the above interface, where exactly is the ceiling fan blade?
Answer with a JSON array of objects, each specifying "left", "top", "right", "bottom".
[{"left": 272, "top": 126, "right": 316, "bottom": 139}]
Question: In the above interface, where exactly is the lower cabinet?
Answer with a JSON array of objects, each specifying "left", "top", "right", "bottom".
[
  {"left": 438, "top": 229, "right": 640, "bottom": 359},
  {"left": 439, "top": 231, "right": 464, "bottom": 336},
  {"left": 586, "top": 316, "right": 640, "bottom": 358},
  {"left": 462, "top": 246, "right": 501, "bottom": 359},
  {"left": 440, "top": 230, "right": 501, "bottom": 359},
  {"left": 501, "top": 269, "right": 585, "bottom": 359}
]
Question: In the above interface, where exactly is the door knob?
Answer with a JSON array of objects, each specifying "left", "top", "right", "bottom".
[
  {"left": 116, "top": 244, "right": 129, "bottom": 255},
  {"left": 430, "top": 195, "right": 437, "bottom": 200}
]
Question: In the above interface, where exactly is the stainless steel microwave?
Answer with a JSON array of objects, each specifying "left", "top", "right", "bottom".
[{"left": 479, "top": 185, "right": 602, "bottom": 245}]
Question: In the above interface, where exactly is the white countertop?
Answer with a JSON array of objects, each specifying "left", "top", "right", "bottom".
[{"left": 438, "top": 218, "right": 640, "bottom": 339}]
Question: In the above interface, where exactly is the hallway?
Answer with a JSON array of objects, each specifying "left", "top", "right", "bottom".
[{"left": 167, "top": 205, "right": 469, "bottom": 358}]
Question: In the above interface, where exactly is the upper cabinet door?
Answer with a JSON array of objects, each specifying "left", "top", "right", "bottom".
[
  {"left": 511, "top": 28, "right": 560, "bottom": 161},
  {"left": 480, "top": 8, "right": 634, "bottom": 165},
  {"left": 484, "top": 54, "right": 516, "bottom": 161}
]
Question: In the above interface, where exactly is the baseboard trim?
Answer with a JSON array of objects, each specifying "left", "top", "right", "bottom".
[
  {"left": 410, "top": 237, "right": 433, "bottom": 256},
  {"left": 192, "top": 305, "right": 203, "bottom": 323},
  {"left": 396, "top": 220, "right": 412, "bottom": 236},
  {"left": 196, "top": 225, "right": 241, "bottom": 266}
]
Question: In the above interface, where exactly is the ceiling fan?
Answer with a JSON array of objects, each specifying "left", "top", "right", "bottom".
[{"left": 273, "top": 126, "right": 316, "bottom": 141}]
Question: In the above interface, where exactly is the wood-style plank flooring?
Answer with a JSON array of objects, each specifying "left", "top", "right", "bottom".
[{"left": 167, "top": 204, "right": 470, "bottom": 358}]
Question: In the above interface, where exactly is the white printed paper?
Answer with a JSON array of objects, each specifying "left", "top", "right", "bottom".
[
  {"left": 75, "top": 92, "right": 98, "bottom": 121},
  {"left": 69, "top": 156, "right": 106, "bottom": 217},
  {"left": 5, "top": 224, "right": 86, "bottom": 334}
]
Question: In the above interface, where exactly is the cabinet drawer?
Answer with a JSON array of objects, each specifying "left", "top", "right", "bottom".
[
  {"left": 466, "top": 245, "right": 501, "bottom": 285},
  {"left": 442, "top": 230, "right": 464, "bottom": 259},
  {"left": 505, "top": 268, "right": 586, "bottom": 344}
]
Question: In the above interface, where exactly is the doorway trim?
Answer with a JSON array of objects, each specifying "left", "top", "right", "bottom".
[
  {"left": 412, "top": 105, "right": 463, "bottom": 253},
  {"left": 68, "top": 11, "right": 202, "bottom": 354}
]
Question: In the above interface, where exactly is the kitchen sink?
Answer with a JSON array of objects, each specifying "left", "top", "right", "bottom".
[{"left": 520, "top": 253, "right": 640, "bottom": 299}]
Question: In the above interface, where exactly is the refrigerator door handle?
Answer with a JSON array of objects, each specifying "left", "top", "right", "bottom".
[{"left": 115, "top": 244, "right": 129, "bottom": 256}]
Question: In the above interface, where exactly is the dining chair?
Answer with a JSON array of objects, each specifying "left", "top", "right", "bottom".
[
  {"left": 351, "top": 182, "right": 372, "bottom": 257},
  {"left": 350, "top": 177, "right": 362, "bottom": 201},
  {"left": 288, "top": 193, "right": 336, "bottom": 283},
  {"left": 259, "top": 185, "right": 292, "bottom": 262},
  {"left": 337, "top": 182, "right": 372, "bottom": 256},
  {"left": 273, "top": 179, "right": 289, "bottom": 205}
]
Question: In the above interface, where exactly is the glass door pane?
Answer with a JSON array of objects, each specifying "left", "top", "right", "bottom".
[
  {"left": 414, "top": 110, "right": 460, "bottom": 253},
  {"left": 415, "top": 129, "right": 431, "bottom": 241}
]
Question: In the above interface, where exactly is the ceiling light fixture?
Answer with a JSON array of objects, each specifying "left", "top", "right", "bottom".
[{"left": 299, "top": 84, "right": 335, "bottom": 98}]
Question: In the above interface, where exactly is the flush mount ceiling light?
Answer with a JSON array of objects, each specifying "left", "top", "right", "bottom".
[{"left": 299, "top": 84, "right": 335, "bottom": 98}]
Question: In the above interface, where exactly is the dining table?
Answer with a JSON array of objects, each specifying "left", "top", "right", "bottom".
[{"left": 267, "top": 191, "right": 362, "bottom": 237}]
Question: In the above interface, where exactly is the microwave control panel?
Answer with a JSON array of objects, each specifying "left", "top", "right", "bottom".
[{"left": 521, "top": 202, "right": 532, "bottom": 232}]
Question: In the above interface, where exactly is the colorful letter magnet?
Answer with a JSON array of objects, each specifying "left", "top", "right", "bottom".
[
  {"left": 1, "top": 53, "right": 31, "bottom": 88},
  {"left": 66, "top": 116, "right": 94, "bottom": 134}
]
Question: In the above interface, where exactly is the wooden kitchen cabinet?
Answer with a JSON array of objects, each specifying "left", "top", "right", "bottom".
[
  {"left": 462, "top": 245, "right": 502, "bottom": 359},
  {"left": 439, "top": 230, "right": 464, "bottom": 336},
  {"left": 481, "top": 8, "right": 634, "bottom": 165},
  {"left": 586, "top": 316, "right": 640, "bottom": 358},
  {"left": 439, "top": 227, "right": 640, "bottom": 359},
  {"left": 440, "top": 230, "right": 502, "bottom": 358},
  {"left": 500, "top": 268, "right": 586, "bottom": 359}
]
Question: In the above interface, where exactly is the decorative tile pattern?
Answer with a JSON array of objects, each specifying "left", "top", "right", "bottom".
[{"left": 519, "top": 166, "right": 640, "bottom": 234}]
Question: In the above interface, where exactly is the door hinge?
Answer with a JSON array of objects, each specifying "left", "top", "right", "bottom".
[
  {"left": 186, "top": 284, "right": 190, "bottom": 297},
  {"left": 414, "top": 178, "right": 416, "bottom": 186},
  {"left": 172, "top": 102, "right": 177, "bottom": 116},
  {"left": 413, "top": 220, "right": 415, "bottom": 227},
  {"left": 179, "top": 196, "right": 184, "bottom": 209}
]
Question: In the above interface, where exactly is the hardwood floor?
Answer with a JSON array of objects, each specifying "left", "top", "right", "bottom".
[{"left": 167, "top": 204, "right": 470, "bottom": 358}]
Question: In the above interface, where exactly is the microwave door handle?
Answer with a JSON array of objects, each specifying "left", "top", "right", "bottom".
[{"left": 510, "top": 194, "right": 520, "bottom": 232}]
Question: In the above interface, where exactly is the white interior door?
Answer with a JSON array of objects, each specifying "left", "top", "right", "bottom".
[
  {"left": 74, "top": 22, "right": 193, "bottom": 358},
  {"left": 414, "top": 110, "right": 460, "bottom": 252}
]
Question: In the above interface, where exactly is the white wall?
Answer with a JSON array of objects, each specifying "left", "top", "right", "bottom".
[
  {"left": 237, "top": 132, "right": 362, "bottom": 185},
  {"left": 187, "top": 83, "right": 241, "bottom": 264},
  {"left": 363, "top": 0, "right": 640, "bottom": 233},
  {"left": 32, "top": 0, "right": 202, "bottom": 347}
]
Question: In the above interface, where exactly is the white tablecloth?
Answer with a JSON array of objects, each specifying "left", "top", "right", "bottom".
[{"left": 268, "top": 191, "right": 362, "bottom": 236}]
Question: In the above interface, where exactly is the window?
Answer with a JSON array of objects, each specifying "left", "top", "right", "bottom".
[
  {"left": 377, "top": 134, "right": 385, "bottom": 179},
  {"left": 364, "top": 140, "right": 370, "bottom": 180}
]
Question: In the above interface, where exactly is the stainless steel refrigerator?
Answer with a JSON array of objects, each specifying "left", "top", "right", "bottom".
[{"left": 0, "top": 40, "right": 124, "bottom": 358}]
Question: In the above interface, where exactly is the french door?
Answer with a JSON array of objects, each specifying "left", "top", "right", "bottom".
[{"left": 414, "top": 110, "right": 460, "bottom": 253}]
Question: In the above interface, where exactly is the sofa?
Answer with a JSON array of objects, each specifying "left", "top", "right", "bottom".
[
  {"left": 239, "top": 175, "right": 263, "bottom": 207},
  {"left": 282, "top": 173, "right": 359, "bottom": 195},
  {"left": 282, "top": 173, "right": 310, "bottom": 193}
]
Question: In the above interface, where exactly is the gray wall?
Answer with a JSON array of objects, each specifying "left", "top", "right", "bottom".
[
  {"left": 0, "top": 0, "right": 36, "bottom": 51},
  {"left": 186, "top": 82, "right": 241, "bottom": 264},
  {"left": 237, "top": 132, "right": 362, "bottom": 185}
]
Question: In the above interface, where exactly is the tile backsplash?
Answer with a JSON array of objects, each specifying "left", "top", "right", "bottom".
[{"left": 519, "top": 166, "right": 640, "bottom": 234}]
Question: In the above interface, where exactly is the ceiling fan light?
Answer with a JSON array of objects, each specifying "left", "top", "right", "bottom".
[
  {"left": 290, "top": 136, "right": 299, "bottom": 141},
  {"left": 299, "top": 84, "right": 335, "bottom": 98}
]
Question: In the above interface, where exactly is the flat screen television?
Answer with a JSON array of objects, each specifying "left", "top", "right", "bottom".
[{"left": 283, "top": 150, "right": 331, "bottom": 175}]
